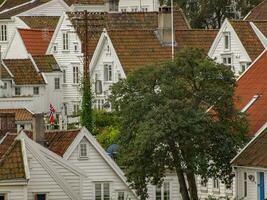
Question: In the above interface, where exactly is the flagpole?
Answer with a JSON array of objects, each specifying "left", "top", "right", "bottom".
[{"left": 171, "top": 0, "right": 174, "bottom": 61}]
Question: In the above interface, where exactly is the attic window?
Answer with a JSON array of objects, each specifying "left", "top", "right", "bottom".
[
  {"left": 241, "top": 95, "right": 259, "bottom": 113},
  {"left": 0, "top": 25, "right": 7, "bottom": 42},
  {"left": 79, "top": 143, "right": 88, "bottom": 158},
  {"left": 223, "top": 32, "right": 230, "bottom": 51},
  {"left": 0, "top": 193, "right": 7, "bottom": 200},
  {"left": 53, "top": 43, "right": 57, "bottom": 53}
]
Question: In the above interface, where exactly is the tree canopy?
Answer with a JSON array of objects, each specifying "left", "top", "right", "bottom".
[{"left": 110, "top": 48, "right": 248, "bottom": 200}]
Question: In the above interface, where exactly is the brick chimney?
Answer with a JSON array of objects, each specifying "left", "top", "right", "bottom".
[
  {"left": 158, "top": 6, "right": 173, "bottom": 45},
  {"left": 0, "top": 113, "right": 16, "bottom": 135},
  {"left": 32, "top": 113, "right": 46, "bottom": 146}
]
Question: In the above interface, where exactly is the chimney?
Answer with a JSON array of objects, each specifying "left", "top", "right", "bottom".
[
  {"left": 0, "top": 113, "right": 16, "bottom": 135},
  {"left": 158, "top": 6, "right": 174, "bottom": 45},
  {"left": 32, "top": 113, "right": 46, "bottom": 146}
]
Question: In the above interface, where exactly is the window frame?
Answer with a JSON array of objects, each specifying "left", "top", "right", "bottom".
[
  {"left": 104, "top": 64, "right": 113, "bottom": 82},
  {"left": 79, "top": 142, "right": 88, "bottom": 159},
  {"left": 63, "top": 69, "right": 66, "bottom": 84},
  {"left": 54, "top": 78, "right": 60, "bottom": 90},
  {"left": 155, "top": 182, "right": 170, "bottom": 200},
  {"left": 62, "top": 32, "right": 69, "bottom": 51},
  {"left": 244, "top": 172, "right": 247, "bottom": 197},
  {"left": 0, "top": 24, "right": 7, "bottom": 42},
  {"left": 94, "top": 182, "right": 110, "bottom": 200},
  {"left": 33, "top": 86, "right": 39, "bottom": 95},
  {"left": 53, "top": 43, "right": 58, "bottom": 53},
  {"left": 223, "top": 32, "right": 230, "bottom": 51},
  {"left": 15, "top": 86, "right": 21, "bottom": 96},
  {"left": 0, "top": 193, "right": 8, "bottom": 200},
  {"left": 221, "top": 54, "right": 234, "bottom": 72},
  {"left": 34, "top": 193, "right": 47, "bottom": 200},
  {"left": 212, "top": 178, "right": 220, "bottom": 193},
  {"left": 73, "top": 66, "right": 79, "bottom": 84}
]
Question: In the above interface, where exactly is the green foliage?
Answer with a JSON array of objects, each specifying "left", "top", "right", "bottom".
[
  {"left": 174, "top": 0, "right": 264, "bottom": 28},
  {"left": 110, "top": 48, "right": 248, "bottom": 199},
  {"left": 93, "top": 110, "right": 121, "bottom": 148},
  {"left": 80, "top": 78, "right": 93, "bottom": 132}
]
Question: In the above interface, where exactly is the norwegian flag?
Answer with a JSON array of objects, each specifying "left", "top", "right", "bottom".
[{"left": 49, "top": 103, "right": 56, "bottom": 124}]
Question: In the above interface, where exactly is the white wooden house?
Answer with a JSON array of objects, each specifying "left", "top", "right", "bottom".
[
  {"left": 208, "top": 19, "right": 267, "bottom": 76},
  {"left": 118, "top": 0, "right": 160, "bottom": 12}
]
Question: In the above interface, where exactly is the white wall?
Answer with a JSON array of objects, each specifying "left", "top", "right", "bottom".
[
  {"left": 119, "top": 0, "right": 160, "bottom": 11},
  {"left": 67, "top": 137, "right": 138, "bottom": 200}
]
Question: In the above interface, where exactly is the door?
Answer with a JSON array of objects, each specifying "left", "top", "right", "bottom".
[{"left": 258, "top": 172, "right": 265, "bottom": 200}]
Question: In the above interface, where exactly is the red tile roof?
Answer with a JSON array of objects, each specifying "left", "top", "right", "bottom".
[
  {"left": 108, "top": 29, "right": 172, "bottom": 74},
  {"left": 235, "top": 50, "right": 267, "bottom": 137},
  {"left": 0, "top": 133, "right": 19, "bottom": 158},
  {"left": 0, "top": 64, "right": 12, "bottom": 79},
  {"left": 230, "top": 20, "right": 265, "bottom": 61},
  {"left": 0, "top": 140, "right": 26, "bottom": 180},
  {"left": 18, "top": 29, "right": 54, "bottom": 55},
  {"left": 3, "top": 58, "right": 45, "bottom": 85},
  {"left": 245, "top": 0, "right": 267, "bottom": 21},
  {"left": 19, "top": 16, "right": 60, "bottom": 30},
  {"left": 64, "top": 0, "right": 104, "bottom": 5},
  {"left": 175, "top": 29, "right": 218, "bottom": 54},
  {"left": 0, "top": 108, "right": 33, "bottom": 121},
  {"left": 32, "top": 55, "right": 60, "bottom": 73}
]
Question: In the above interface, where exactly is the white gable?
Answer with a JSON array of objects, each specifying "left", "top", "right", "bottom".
[{"left": 208, "top": 19, "right": 251, "bottom": 76}]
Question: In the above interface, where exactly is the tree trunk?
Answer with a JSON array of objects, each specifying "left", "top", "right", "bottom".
[{"left": 186, "top": 170, "right": 198, "bottom": 200}]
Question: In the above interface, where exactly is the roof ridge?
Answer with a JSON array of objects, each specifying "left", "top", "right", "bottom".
[
  {"left": 18, "top": 28, "right": 54, "bottom": 32},
  {"left": 107, "top": 29, "right": 156, "bottom": 32}
]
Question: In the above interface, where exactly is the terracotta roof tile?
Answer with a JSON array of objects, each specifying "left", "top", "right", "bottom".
[
  {"left": 68, "top": 10, "right": 189, "bottom": 61},
  {"left": 0, "top": 64, "right": 12, "bottom": 79},
  {"left": 235, "top": 50, "right": 267, "bottom": 137},
  {"left": 245, "top": 0, "right": 267, "bottom": 21},
  {"left": 3, "top": 58, "right": 45, "bottom": 85},
  {"left": 0, "top": 133, "right": 18, "bottom": 158},
  {"left": 252, "top": 21, "right": 267, "bottom": 37},
  {"left": 175, "top": 29, "right": 218, "bottom": 54},
  {"left": 19, "top": 16, "right": 60, "bottom": 30},
  {"left": 0, "top": 0, "right": 51, "bottom": 19},
  {"left": 230, "top": 20, "right": 265, "bottom": 61},
  {"left": 32, "top": 55, "right": 60, "bottom": 73},
  {"left": 0, "top": 108, "right": 33, "bottom": 121},
  {"left": 18, "top": 29, "right": 54, "bottom": 55},
  {"left": 108, "top": 29, "right": 172, "bottom": 74},
  {"left": 0, "top": 0, "right": 32, "bottom": 12},
  {"left": 232, "top": 128, "right": 267, "bottom": 167},
  {"left": 0, "top": 140, "right": 26, "bottom": 180}
]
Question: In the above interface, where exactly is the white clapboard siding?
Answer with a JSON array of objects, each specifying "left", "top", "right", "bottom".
[
  {"left": 209, "top": 19, "right": 251, "bottom": 75},
  {"left": 67, "top": 137, "right": 138, "bottom": 200},
  {"left": 26, "top": 148, "right": 73, "bottom": 200},
  {"left": 0, "top": 186, "right": 27, "bottom": 200},
  {"left": 18, "top": 0, "right": 71, "bottom": 17}
]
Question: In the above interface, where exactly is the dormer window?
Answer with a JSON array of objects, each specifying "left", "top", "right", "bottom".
[
  {"left": 104, "top": 64, "right": 112, "bottom": 82},
  {"left": 62, "top": 32, "right": 69, "bottom": 51},
  {"left": 106, "top": 45, "right": 111, "bottom": 55},
  {"left": 0, "top": 25, "right": 7, "bottom": 42},
  {"left": 79, "top": 143, "right": 88, "bottom": 158},
  {"left": 223, "top": 32, "right": 230, "bottom": 51}
]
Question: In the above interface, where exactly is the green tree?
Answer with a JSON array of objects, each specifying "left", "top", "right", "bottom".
[
  {"left": 80, "top": 78, "right": 93, "bottom": 132},
  {"left": 110, "top": 48, "right": 248, "bottom": 200}
]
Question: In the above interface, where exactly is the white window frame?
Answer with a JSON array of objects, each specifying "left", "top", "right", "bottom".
[
  {"left": 79, "top": 142, "right": 89, "bottom": 159},
  {"left": 0, "top": 193, "right": 8, "bottom": 200},
  {"left": 34, "top": 193, "right": 48, "bottom": 200},
  {"left": 222, "top": 54, "right": 234, "bottom": 72},
  {"left": 141, "top": 6, "right": 148, "bottom": 12},
  {"left": 212, "top": 178, "right": 220, "bottom": 193},
  {"left": 62, "top": 32, "right": 69, "bottom": 51},
  {"left": 117, "top": 191, "right": 125, "bottom": 200},
  {"left": 94, "top": 182, "right": 110, "bottom": 200},
  {"left": 223, "top": 32, "right": 230, "bottom": 51},
  {"left": 94, "top": 98, "right": 105, "bottom": 110},
  {"left": 73, "top": 42, "right": 79, "bottom": 52},
  {"left": 15, "top": 86, "right": 21, "bottom": 96},
  {"left": 63, "top": 69, "right": 66, "bottom": 84},
  {"left": 0, "top": 24, "right": 7, "bottom": 42},
  {"left": 73, "top": 104, "right": 79, "bottom": 116},
  {"left": 54, "top": 78, "right": 60, "bottom": 90},
  {"left": 53, "top": 43, "right": 58, "bottom": 53},
  {"left": 156, "top": 182, "right": 170, "bottom": 200},
  {"left": 33, "top": 86, "right": 39, "bottom": 95},
  {"left": 131, "top": 7, "right": 138, "bottom": 12},
  {"left": 73, "top": 66, "right": 79, "bottom": 84},
  {"left": 120, "top": 7, "right": 127, "bottom": 12},
  {"left": 104, "top": 64, "right": 113, "bottom": 82}
]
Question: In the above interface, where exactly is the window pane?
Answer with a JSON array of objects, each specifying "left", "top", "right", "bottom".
[
  {"left": 164, "top": 182, "right": 170, "bottom": 200},
  {"left": 80, "top": 143, "right": 87, "bottom": 157},
  {"left": 95, "top": 184, "right": 101, "bottom": 200},
  {"left": 36, "top": 194, "right": 46, "bottom": 200},
  {"left": 104, "top": 183, "right": 110, "bottom": 200},
  {"left": 156, "top": 184, "right": 161, "bottom": 200},
  {"left": 118, "top": 192, "right": 124, "bottom": 200},
  {"left": 104, "top": 65, "right": 108, "bottom": 81}
]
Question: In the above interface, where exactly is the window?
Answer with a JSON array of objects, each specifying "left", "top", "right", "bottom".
[
  {"left": 222, "top": 55, "right": 234, "bottom": 72},
  {"left": 106, "top": 45, "right": 111, "bottom": 55},
  {"left": 224, "top": 32, "right": 230, "bottom": 50},
  {"left": 104, "top": 64, "right": 112, "bottom": 81},
  {"left": 3, "top": 82, "right": 7, "bottom": 89},
  {"left": 64, "top": 103, "right": 68, "bottom": 116},
  {"left": 121, "top": 8, "right": 127, "bottom": 12},
  {"left": 0, "top": 193, "right": 7, "bottom": 200},
  {"left": 54, "top": 78, "right": 60, "bottom": 89},
  {"left": 244, "top": 172, "right": 247, "bottom": 197},
  {"left": 94, "top": 99, "right": 105, "bottom": 110},
  {"left": 95, "top": 183, "right": 110, "bottom": 200},
  {"left": 74, "top": 43, "right": 78, "bottom": 52},
  {"left": 200, "top": 178, "right": 207, "bottom": 187},
  {"left": 156, "top": 182, "right": 170, "bottom": 200},
  {"left": 33, "top": 87, "right": 39, "bottom": 95},
  {"left": 73, "top": 66, "right": 79, "bottom": 84},
  {"left": 131, "top": 7, "right": 138, "bottom": 12},
  {"left": 63, "top": 32, "right": 69, "bottom": 50},
  {"left": 63, "top": 69, "right": 66, "bottom": 83},
  {"left": 53, "top": 43, "right": 57, "bottom": 52},
  {"left": 35, "top": 194, "right": 47, "bottom": 200},
  {"left": 0, "top": 25, "right": 7, "bottom": 41},
  {"left": 213, "top": 179, "right": 219, "bottom": 190},
  {"left": 73, "top": 104, "right": 79, "bottom": 115},
  {"left": 141, "top": 7, "right": 148, "bottom": 12},
  {"left": 118, "top": 192, "right": 124, "bottom": 200},
  {"left": 95, "top": 74, "right": 102, "bottom": 94},
  {"left": 79, "top": 143, "right": 88, "bottom": 158},
  {"left": 240, "top": 62, "right": 250, "bottom": 73},
  {"left": 15, "top": 87, "right": 21, "bottom": 96}
]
